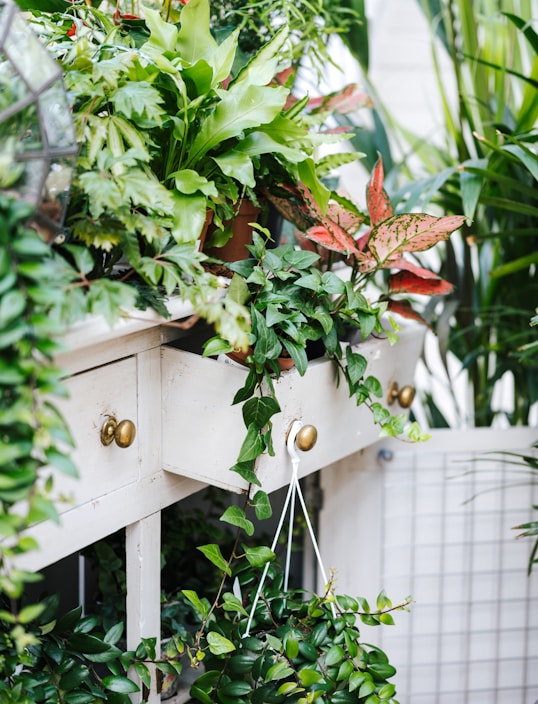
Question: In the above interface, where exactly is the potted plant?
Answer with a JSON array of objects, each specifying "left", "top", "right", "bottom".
[
  {"left": 198, "top": 157, "right": 465, "bottom": 492},
  {"left": 23, "top": 0, "right": 362, "bottom": 323},
  {"left": 343, "top": 1, "right": 538, "bottom": 427},
  {"left": 182, "top": 555, "right": 412, "bottom": 704}
]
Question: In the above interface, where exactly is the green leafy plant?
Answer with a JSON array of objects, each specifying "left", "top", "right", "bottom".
[
  {"left": 209, "top": 0, "right": 364, "bottom": 81},
  {"left": 167, "top": 484, "right": 411, "bottom": 704},
  {"left": 0, "top": 196, "right": 155, "bottom": 702},
  {"left": 184, "top": 561, "right": 411, "bottom": 704},
  {"left": 0, "top": 597, "right": 146, "bottom": 703},
  {"left": 346, "top": 1, "right": 538, "bottom": 427},
  {"left": 23, "top": 0, "right": 358, "bottom": 336},
  {"left": 203, "top": 158, "right": 464, "bottom": 492}
]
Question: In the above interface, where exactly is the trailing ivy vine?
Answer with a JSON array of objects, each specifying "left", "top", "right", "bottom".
[{"left": 0, "top": 196, "right": 161, "bottom": 702}]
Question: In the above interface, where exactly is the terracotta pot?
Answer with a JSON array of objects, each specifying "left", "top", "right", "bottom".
[
  {"left": 197, "top": 209, "right": 214, "bottom": 251},
  {"left": 225, "top": 347, "right": 295, "bottom": 372},
  {"left": 205, "top": 199, "right": 260, "bottom": 262}
]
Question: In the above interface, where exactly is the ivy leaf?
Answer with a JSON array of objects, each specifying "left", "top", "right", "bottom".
[
  {"left": 282, "top": 338, "right": 308, "bottom": 375},
  {"left": 197, "top": 544, "right": 231, "bottom": 576},
  {"left": 243, "top": 545, "right": 275, "bottom": 568},
  {"left": 222, "top": 592, "right": 248, "bottom": 616},
  {"left": 220, "top": 505, "right": 254, "bottom": 536},
  {"left": 206, "top": 631, "right": 236, "bottom": 655},
  {"left": 251, "top": 308, "right": 282, "bottom": 361},
  {"left": 363, "top": 375, "right": 383, "bottom": 398},
  {"left": 102, "top": 675, "right": 140, "bottom": 694},
  {"left": 321, "top": 270, "right": 346, "bottom": 295},
  {"left": 230, "top": 460, "right": 261, "bottom": 487},
  {"left": 282, "top": 248, "right": 321, "bottom": 270},
  {"left": 345, "top": 348, "right": 367, "bottom": 387},
  {"left": 242, "top": 396, "right": 280, "bottom": 430},
  {"left": 251, "top": 490, "right": 272, "bottom": 520},
  {"left": 237, "top": 424, "right": 265, "bottom": 463},
  {"left": 202, "top": 336, "right": 234, "bottom": 357},
  {"left": 182, "top": 590, "right": 210, "bottom": 619}
]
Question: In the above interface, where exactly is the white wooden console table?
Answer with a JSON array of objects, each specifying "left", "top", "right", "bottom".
[{"left": 15, "top": 297, "right": 424, "bottom": 702}]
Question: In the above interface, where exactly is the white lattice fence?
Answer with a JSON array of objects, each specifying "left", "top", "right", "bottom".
[{"left": 318, "top": 428, "right": 538, "bottom": 704}]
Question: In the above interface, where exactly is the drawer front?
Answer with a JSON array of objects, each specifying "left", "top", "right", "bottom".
[
  {"left": 53, "top": 357, "right": 139, "bottom": 510},
  {"left": 161, "top": 326, "right": 424, "bottom": 495}
]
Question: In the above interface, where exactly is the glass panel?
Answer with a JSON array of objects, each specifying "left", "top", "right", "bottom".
[
  {"left": 37, "top": 155, "right": 76, "bottom": 238},
  {"left": 18, "top": 158, "right": 47, "bottom": 206},
  {"left": 44, "top": 156, "right": 75, "bottom": 203},
  {"left": 0, "top": 0, "right": 77, "bottom": 233},
  {"left": 0, "top": 49, "right": 30, "bottom": 114},
  {"left": 4, "top": 11, "right": 59, "bottom": 91},
  {"left": 0, "top": 102, "right": 43, "bottom": 153},
  {"left": 40, "top": 80, "right": 76, "bottom": 149},
  {"left": 0, "top": 1, "right": 10, "bottom": 42}
]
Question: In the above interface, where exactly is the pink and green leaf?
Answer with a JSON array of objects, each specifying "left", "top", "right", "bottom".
[
  {"left": 388, "top": 270, "right": 454, "bottom": 296},
  {"left": 305, "top": 224, "right": 360, "bottom": 255},
  {"left": 307, "top": 84, "right": 373, "bottom": 115},
  {"left": 384, "top": 258, "right": 445, "bottom": 278},
  {"left": 366, "top": 157, "right": 393, "bottom": 225},
  {"left": 326, "top": 200, "right": 364, "bottom": 234},
  {"left": 386, "top": 299, "right": 432, "bottom": 328},
  {"left": 367, "top": 214, "right": 467, "bottom": 265}
]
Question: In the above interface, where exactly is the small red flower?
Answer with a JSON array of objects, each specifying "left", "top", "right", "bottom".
[{"left": 67, "top": 22, "right": 77, "bottom": 37}]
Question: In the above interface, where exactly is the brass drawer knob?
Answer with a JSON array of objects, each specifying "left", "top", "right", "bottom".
[
  {"left": 100, "top": 417, "right": 136, "bottom": 448},
  {"left": 387, "top": 381, "right": 416, "bottom": 409},
  {"left": 296, "top": 424, "right": 318, "bottom": 452}
]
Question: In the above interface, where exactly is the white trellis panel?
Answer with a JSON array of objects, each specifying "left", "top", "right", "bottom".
[{"left": 319, "top": 427, "right": 538, "bottom": 704}]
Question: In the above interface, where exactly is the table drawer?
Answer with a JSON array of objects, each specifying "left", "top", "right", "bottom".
[
  {"left": 53, "top": 356, "right": 139, "bottom": 511},
  {"left": 161, "top": 326, "right": 424, "bottom": 494}
]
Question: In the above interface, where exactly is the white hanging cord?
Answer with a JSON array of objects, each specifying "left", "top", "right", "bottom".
[
  {"left": 283, "top": 461, "right": 297, "bottom": 593},
  {"left": 244, "top": 421, "right": 334, "bottom": 637},
  {"left": 244, "top": 478, "right": 294, "bottom": 637}
]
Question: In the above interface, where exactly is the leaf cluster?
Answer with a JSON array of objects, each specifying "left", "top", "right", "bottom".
[
  {"left": 209, "top": 0, "right": 364, "bottom": 81},
  {"left": 0, "top": 198, "right": 76, "bottom": 588},
  {"left": 184, "top": 562, "right": 409, "bottom": 704},
  {"left": 22, "top": 0, "right": 343, "bottom": 344},
  {"left": 346, "top": 1, "right": 538, "bottom": 426},
  {"left": 0, "top": 593, "right": 185, "bottom": 703},
  {"left": 0, "top": 197, "right": 134, "bottom": 700}
]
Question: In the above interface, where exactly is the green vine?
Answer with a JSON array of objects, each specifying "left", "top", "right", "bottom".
[{"left": 0, "top": 196, "right": 159, "bottom": 702}]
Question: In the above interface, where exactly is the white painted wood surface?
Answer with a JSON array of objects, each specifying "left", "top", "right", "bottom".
[
  {"left": 161, "top": 324, "right": 425, "bottom": 494},
  {"left": 52, "top": 356, "right": 140, "bottom": 510},
  {"left": 126, "top": 513, "right": 162, "bottom": 704}
]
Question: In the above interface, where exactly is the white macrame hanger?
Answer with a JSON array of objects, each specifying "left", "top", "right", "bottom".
[{"left": 244, "top": 420, "right": 335, "bottom": 638}]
